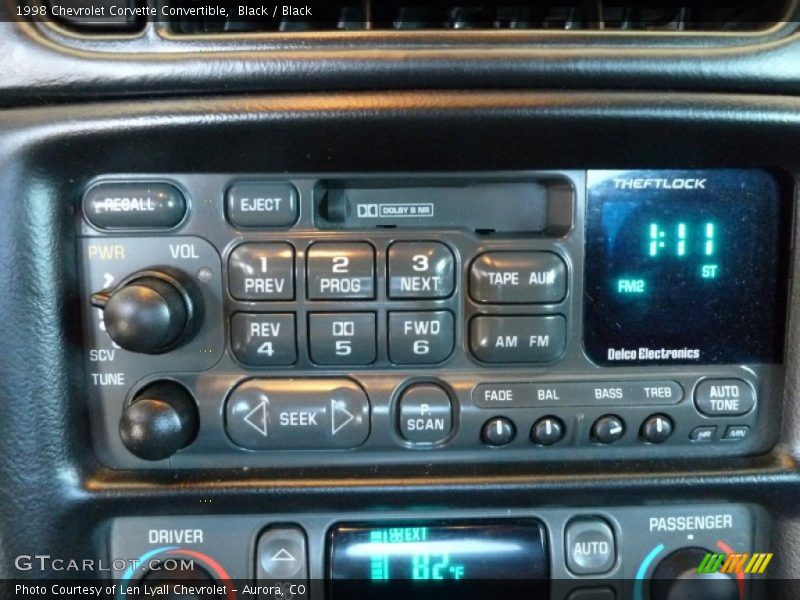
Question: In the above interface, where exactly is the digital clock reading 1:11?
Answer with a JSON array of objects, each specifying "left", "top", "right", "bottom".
[{"left": 617, "top": 221, "right": 720, "bottom": 296}]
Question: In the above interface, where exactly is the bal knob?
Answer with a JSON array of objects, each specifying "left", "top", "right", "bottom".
[
  {"left": 650, "top": 547, "right": 739, "bottom": 600},
  {"left": 119, "top": 381, "right": 199, "bottom": 461},
  {"left": 91, "top": 270, "right": 197, "bottom": 355}
]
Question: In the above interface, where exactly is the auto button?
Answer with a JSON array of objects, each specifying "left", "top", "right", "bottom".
[{"left": 225, "top": 378, "right": 370, "bottom": 450}]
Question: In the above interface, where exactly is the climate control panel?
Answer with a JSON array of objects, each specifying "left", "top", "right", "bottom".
[
  {"left": 109, "top": 504, "right": 768, "bottom": 600},
  {"left": 76, "top": 171, "right": 788, "bottom": 469}
]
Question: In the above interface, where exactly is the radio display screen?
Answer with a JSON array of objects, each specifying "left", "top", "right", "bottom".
[
  {"left": 328, "top": 521, "right": 548, "bottom": 599},
  {"left": 584, "top": 169, "right": 788, "bottom": 366}
]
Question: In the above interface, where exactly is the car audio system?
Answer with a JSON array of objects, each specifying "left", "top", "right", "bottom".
[
  {"left": 76, "top": 170, "right": 792, "bottom": 468},
  {"left": 109, "top": 503, "right": 766, "bottom": 600}
]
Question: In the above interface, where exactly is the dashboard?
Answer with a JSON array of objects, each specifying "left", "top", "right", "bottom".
[{"left": 2, "top": 3, "right": 800, "bottom": 600}]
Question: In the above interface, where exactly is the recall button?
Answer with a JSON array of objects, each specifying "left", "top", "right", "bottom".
[
  {"left": 694, "top": 379, "right": 755, "bottom": 416},
  {"left": 84, "top": 182, "right": 186, "bottom": 230},
  {"left": 226, "top": 182, "right": 299, "bottom": 228},
  {"left": 470, "top": 251, "right": 567, "bottom": 304},
  {"left": 225, "top": 378, "right": 370, "bottom": 450}
]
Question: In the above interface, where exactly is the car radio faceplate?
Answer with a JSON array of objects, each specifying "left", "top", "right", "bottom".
[{"left": 76, "top": 170, "right": 790, "bottom": 469}]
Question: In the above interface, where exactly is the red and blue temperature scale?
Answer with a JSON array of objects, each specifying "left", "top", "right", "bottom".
[{"left": 118, "top": 546, "right": 237, "bottom": 600}]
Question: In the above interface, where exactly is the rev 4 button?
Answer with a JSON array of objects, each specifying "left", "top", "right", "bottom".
[{"left": 230, "top": 313, "right": 296, "bottom": 366}]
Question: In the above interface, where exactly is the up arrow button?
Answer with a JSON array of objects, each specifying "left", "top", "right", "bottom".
[
  {"left": 257, "top": 527, "right": 308, "bottom": 588},
  {"left": 225, "top": 379, "right": 370, "bottom": 450}
]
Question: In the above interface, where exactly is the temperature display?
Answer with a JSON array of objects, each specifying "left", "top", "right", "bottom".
[
  {"left": 584, "top": 169, "right": 788, "bottom": 365},
  {"left": 329, "top": 521, "right": 548, "bottom": 599}
]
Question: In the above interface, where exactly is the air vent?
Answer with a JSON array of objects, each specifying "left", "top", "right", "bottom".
[{"left": 167, "top": 1, "right": 791, "bottom": 35}]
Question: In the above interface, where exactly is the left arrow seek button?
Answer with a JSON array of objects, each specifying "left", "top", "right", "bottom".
[{"left": 225, "top": 379, "right": 370, "bottom": 450}]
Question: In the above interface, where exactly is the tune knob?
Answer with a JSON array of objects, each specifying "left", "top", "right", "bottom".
[
  {"left": 650, "top": 547, "right": 739, "bottom": 600},
  {"left": 91, "top": 270, "right": 198, "bottom": 355},
  {"left": 119, "top": 381, "right": 199, "bottom": 461}
]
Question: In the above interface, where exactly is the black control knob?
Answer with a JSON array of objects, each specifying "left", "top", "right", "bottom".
[
  {"left": 119, "top": 381, "right": 199, "bottom": 461},
  {"left": 650, "top": 547, "right": 739, "bottom": 600},
  {"left": 140, "top": 560, "right": 222, "bottom": 600},
  {"left": 91, "top": 270, "right": 197, "bottom": 354}
]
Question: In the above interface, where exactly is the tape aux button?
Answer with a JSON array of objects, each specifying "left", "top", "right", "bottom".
[{"left": 470, "top": 251, "right": 567, "bottom": 304}]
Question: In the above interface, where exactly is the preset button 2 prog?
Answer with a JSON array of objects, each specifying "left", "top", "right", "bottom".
[
  {"left": 225, "top": 378, "right": 370, "bottom": 450},
  {"left": 307, "top": 242, "right": 375, "bottom": 300}
]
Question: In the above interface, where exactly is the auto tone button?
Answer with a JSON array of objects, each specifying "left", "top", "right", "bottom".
[{"left": 695, "top": 379, "right": 755, "bottom": 416}]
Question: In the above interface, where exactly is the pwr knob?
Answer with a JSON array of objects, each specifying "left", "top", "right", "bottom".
[{"left": 90, "top": 270, "right": 198, "bottom": 354}]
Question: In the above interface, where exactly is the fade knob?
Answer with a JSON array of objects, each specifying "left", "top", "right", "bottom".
[
  {"left": 650, "top": 547, "right": 739, "bottom": 600},
  {"left": 91, "top": 270, "right": 197, "bottom": 354},
  {"left": 119, "top": 381, "right": 199, "bottom": 461}
]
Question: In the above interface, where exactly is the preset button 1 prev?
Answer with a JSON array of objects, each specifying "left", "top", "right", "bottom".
[{"left": 225, "top": 378, "right": 370, "bottom": 450}]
